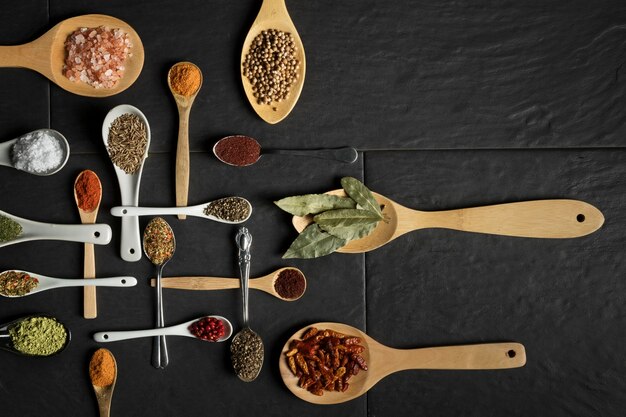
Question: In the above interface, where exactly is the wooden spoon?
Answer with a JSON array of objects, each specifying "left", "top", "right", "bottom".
[
  {"left": 91, "top": 349, "right": 117, "bottom": 417},
  {"left": 168, "top": 62, "right": 202, "bottom": 219},
  {"left": 150, "top": 267, "right": 307, "bottom": 301},
  {"left": 293, "top": 190, "right": 605, "bottom": 253},
  {"left": 75, "top": 170, "right": 103, "bottom": 319},
  {"left": 0, "top": 14, "right": 144, "bottom": 97},
  {"left": 279, "top": 322, "right": 526, "bottom": 405},
  {"left": 241, "top": 0, "right": 306, "bottom": 124}
]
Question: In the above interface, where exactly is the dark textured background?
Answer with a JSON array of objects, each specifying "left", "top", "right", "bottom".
[{"left": 1, "top": 1, "right": 625, "bottom": 416}]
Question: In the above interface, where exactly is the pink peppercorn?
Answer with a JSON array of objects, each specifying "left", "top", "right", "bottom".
[{"left": 189, "top": 317, "right": 225, "bottom": 342}]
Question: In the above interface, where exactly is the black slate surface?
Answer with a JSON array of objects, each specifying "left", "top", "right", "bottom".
[{"left": 1, "top": 1, "right": 626, "bottom": 416}]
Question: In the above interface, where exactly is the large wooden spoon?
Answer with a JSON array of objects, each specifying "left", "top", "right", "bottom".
[
  {"left": 150, "top": 267, "right": 306, "bottom": 301},
  {"left": 293, "top": 190, "right": 605, "bottom": 253},
  {"left": 0, "top": 14, "right": 144, "bottom": 97},
  {"left": 279, "top": 322, "right": 526, "bottom": 405},
  {"left": 241, "top": 0, "right": 306, "bottom": 124},
  {"left": 168, "top": 62, "right": 202, "bottom": 219},
  {"left": 75, "top": 170, "right": 103, "bottom": 319}
]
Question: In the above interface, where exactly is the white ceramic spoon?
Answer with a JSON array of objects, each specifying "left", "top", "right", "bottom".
[
  {"left": 0, "top": 129, "right": 70, "bottom": 175},
  {"left": 93, "top": 315, "right": 233, "bottom": 343},
  {"left": 0, "top": 210, "right": 111, "bottom": 248},
  {"left": 102, "top": 104, "right": 151, "bottom": 262},
  {"left": 110, "top": 197, "right": 253, "bottom": 224},
  {"left": 0, "top": 270, "right": 136, "bottom": 298}
]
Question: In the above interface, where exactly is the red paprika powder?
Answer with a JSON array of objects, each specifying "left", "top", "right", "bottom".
[{"left": 75, "top": 170, "right": 101, "bottom": 212}]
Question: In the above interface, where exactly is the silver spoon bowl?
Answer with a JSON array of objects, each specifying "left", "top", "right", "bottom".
[{"left": 143, "top": 217, "right": 176, "bottom": 369}]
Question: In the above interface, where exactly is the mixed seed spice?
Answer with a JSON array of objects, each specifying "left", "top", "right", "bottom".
[
  {"left": 143, "top": 217, "right": 175, "bottom": 265},
  {"left": 0, "top": 271, "right": 39, "bottom": 297}
]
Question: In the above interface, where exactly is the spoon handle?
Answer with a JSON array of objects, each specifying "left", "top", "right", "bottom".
[
  {"left": 0, "top": 45, "right": 33, "bottom": 68},
  {"left": 52, "top": 276, "right": 137, "bottom": 288},
  {"left": 389, "top": 343, "right": 526, "bottom": 371},
  {"left": 265, "top": 147, "right": 358, "bottom": 163},
  {"left": 84, "top": 243, "right": 97, "bottom": 319},
  {"left": 111, "top": 206, "right": 194, "bottom": 217},
  {"left": 154, "top": 276, "right": 240, "bottom": 290},
  {"left": 406, "top": 200, "right": 604, "bottom": 238},
  {"left": 22, "top": 223, "right": 112, "bottom": 245},
  {"left": 175, "top": 107, "right": 191, "bottom": 220},
  {"left": 236, "top": 228, "right": 252, "bottom": 327},
  {"left": 94, "top": 324, "right": 188, "bottom": 342},
  {"left": 152, "top": 266, "right": 169, "bottom": 369}
]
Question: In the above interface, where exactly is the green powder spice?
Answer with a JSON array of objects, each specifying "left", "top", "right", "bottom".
[
  {"left": 9, "top": 317, "right": 68, "bottom": 356},
  {"left": 0, "top": 215, "right": 22, "bottom": 243}
]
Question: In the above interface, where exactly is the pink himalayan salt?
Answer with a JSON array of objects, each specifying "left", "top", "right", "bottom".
[{"left": 63, "top": 26, "right": 132, "bottom": 89}]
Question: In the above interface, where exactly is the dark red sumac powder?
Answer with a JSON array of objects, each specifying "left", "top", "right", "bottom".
[
  {"left": 274, "top": 268, "right": 306, "bottom": 300},
  {"left": 214, "top": 135, "right": 261, "bottom": 166}
]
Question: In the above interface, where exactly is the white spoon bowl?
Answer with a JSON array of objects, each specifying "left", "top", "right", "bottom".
[
  {"left": 102, "top": 104, "right": 151, "bottom": 262},
  {"left": 0, "top": 129, "right": 70, "bottom": 176},
  {"left": 93, "top": 315, "right": 233, "bottom": 343},
  {"left": 0, "top": 210, "right": 111, "bottom": 248},
  {"left": 0, "top": 270, "right": 136, "bottom": 298}
]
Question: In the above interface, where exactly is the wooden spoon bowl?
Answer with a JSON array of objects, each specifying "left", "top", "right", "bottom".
[
  {"left": 92, "top": 349, "right": 117, "bottom": 417},
  {"left": 241, "top": 0, "right": 306, "bottom": 124},
  {"left": 292, "top": 190, "right": 605, "bottom": 253},
  {"left": 152, "top": 267, "right": 307, "bottom": 301},
  {"left": 279, "top": 322, "right": 526, "bottom": 405},
  {"left": 0, "top": 14, "right": 144, "bottom": 97}
]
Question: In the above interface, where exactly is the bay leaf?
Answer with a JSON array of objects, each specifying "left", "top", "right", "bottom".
[
  {"left": 274, "top": 194, "right": 356, "bottom": 216},
  {"left": 314, "top": 209, "right": 380, "bottom": 240},
  {"left": 340, "top": 177, "right": 383, "bottom": 219},
  {"left": 283, "top": 224, "right": 347, "bottom": 259}
]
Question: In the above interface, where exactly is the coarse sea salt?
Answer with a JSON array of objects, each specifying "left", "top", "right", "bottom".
[{"left": 11, "top": 131, "right": 64, "bottom": 174}]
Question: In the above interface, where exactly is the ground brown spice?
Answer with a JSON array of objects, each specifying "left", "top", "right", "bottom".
[
  {"left": 89, "top": 348, "right": 116, "bottom": 387},
  {"left": 169, "top": 63, "right": 201, "bottom": 96}
]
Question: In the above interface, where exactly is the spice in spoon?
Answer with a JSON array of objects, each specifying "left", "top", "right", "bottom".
[
  {"left": 204, "top": 197, "right": 251, "bottom": 222},
  {"left": 9, "top": 316, "right": 68, "bottom": 356},
  {"left": 274, "top": 269, "right": 305, "bottom": 300},
  {"left": 75, "top": 170, "right": 102, "bottom": 212},
  {"left": 0, "top": 215, "right": 22, "bottom": 243},
  {"left": 0, "top": 271, "right": 39, "bottom": 297},
  {"left": 230, "top": 328, "right": 264, "bottom": 381},
  {"left": 169, "top": 63, "right": 201, "bottom": 97},
  {"left": 90, "top": 348, "right": 116, "bottom": 387},
  {"left": 143, "top": 217, "right": 175, "bottom": 265},
  {"left": 11, "top": 130, "right": 65, "bottom": 174},
  {"left": 213, "top": 136, "right": 261, "bottom": 166},
  {"left": 189, "top": 317, "right": 225, "bottom": 342},
  {"left": 107, "top": 113, "right": 148, "bottom": 174}
]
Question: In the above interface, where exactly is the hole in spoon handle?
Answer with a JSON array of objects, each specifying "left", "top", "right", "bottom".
[{"left": 120, "top": 216, "right": 141, "bottom": 261}]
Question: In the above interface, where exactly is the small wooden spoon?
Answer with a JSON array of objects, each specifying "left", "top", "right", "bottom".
[
  {"left": 91, "top": 349, "right": 117, "bottom": 417},
  {"left": 150, "top": 267, "right": 306, "bottom": 301},
  {"left": 75, "top": 170, "right": 103, "bottom": 319},
  {"left": 293, "top": 190, "right": 605, "bottom": 253},
  {"left": 241, "top": 0, "right": 306, "bottom": 124},
  {"left": 279, "top": 322, "right": 526, "bottom": 405},
  {"left": 0, "top": 14, "right": 144, "bottom": 97},
  {"left": 168, "top": 62, "right": 203, "bottom": 220}
]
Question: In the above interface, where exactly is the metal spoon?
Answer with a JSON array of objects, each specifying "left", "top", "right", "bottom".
[
  {"left": 0, "top": 14, "right": 144, "bottom": 97},
  {"left": 213, "top": 135, "right": 357, "bottom": 166},
  {"left": 231, "top": 227, "right": 264, "bottom": 382},
  {"left": 143, "top": 217, "right": 176, "bottom": 369},
  {"left": 91, "top": 348, "right": 117, "bottom": 417},
  {"left": 102, "top": 104, "right": 151, "bottom": 262},
  {"left": 0, "top": 314, "right": 71, "bottom": 357},
  {"left": 0, "top": 129, "right": 69, "bottom": 175},
  {"left": 93, "top": 316, "right": 233, "bottom": 343},
  {"left": 110, "top": 196, "right": 253, "bottom": 224},
  {"left": 151, "top": 267, "right": 307, "bottom": 301},
  {"left": 0, "top": 270, "right": 136, "bottom": 298},
  {"left": 167, "top": 61, "right": 203, "bottom": 219},
  {"left": 74, "top": 170, "right": 103, "bottom": 319}
]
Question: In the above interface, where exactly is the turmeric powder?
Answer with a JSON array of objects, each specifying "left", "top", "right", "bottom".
[{"left": 169, "top": 62, "right": 201, "bottom": 96}]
